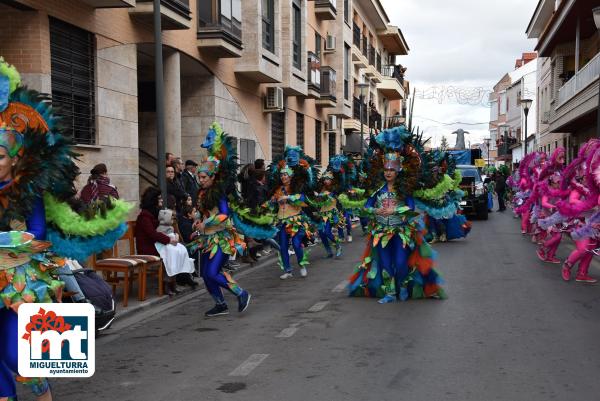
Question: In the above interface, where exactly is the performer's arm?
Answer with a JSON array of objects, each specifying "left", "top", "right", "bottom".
[{"left": 26, "top": 196, "right": 46, "bottom": 240}]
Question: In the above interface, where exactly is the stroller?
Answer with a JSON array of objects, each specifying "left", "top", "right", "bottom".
[{"left": 62, "top": 260, "right": 117, "bottom": 333}]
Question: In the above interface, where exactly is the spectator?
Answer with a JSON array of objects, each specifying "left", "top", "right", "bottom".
[
  {"left": 254, "top": 159, "right": 265, "bottom": 170},
  {"left": 79, "top": 163, "right": 119, "bottom": 204},
  {"left": 238, "top": 163, "right": 256, "bottom": 200},
  {"left": 166, "top": 152, "right": 175, "bottom": 167},
  {"left": 182, "top": 159, "right": 200, "bottom": 201},
  {"left": 495, "top": 172, "right": 507, "bottom": 212},
  {"left": 172, "top": 157, "right": 186, "bottom": 190},
  {"left": 166, "top": 165, "right": 188, "bottom": 212},
  {"left": 247, "top": 169, "right": 268, "bottom": 210}
]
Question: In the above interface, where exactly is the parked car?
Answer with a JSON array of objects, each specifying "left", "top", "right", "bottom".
[{"left": 456, "top": 165, "right": 488, "bottom": 220}]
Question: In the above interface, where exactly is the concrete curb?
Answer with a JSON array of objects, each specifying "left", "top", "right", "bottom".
[{"left": 112, "top": 252, "right": 279, "bottom": 323}]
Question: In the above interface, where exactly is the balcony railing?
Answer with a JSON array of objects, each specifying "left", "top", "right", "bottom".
[
  {"left": 308, "top": 51, "right": 321, "bottom": 91},
  {"left": 353, "top": 23, "right": 361, "bottom": 48},
  {"left": 497, "top": 136, "right": 517, "bottom": 157},
  {"left": 320, "top": 66, "right": 336, "bottom": 100},
  {"left": 353, "top": 97, "right": 367, "bottom": 123},
  {"left": 382, "top": 65, "right": 404, "bottom": 84},
  {"left": 558, "top": 52, "right": 600, "bottom": 106}
]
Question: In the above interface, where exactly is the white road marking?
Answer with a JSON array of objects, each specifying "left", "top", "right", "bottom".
[
  {"left": 229, "top": 354, "right": 269, "bottom": 376},
  {"left": 308, "top": 301, "right": 330, "bottom": 312},
  {"left": 332, "top": 280, "right": 348, "bottom": 293},
  {"left": 276, "top": 327, "right": 299, "bottom": 338}
]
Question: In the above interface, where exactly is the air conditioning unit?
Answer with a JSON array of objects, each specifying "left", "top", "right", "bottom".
[
  {"left": 325, "top": 115, "right": 337, "bottom": 131},
  {"left": 324, "top": 34, "right": 336, "bottom": 52},
  {"left": 263, "top": 87, "right": 284, "bottom": 112}
]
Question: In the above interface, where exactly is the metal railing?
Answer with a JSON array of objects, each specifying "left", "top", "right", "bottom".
[
  {"left": 381, "top": 65, "right": 404, "bottom": 84},
  {"left": 139, "top": 148, "right": 158, "bottom": 187},
  {"left": 197, "top": 0, "right": 241, "bottom": 40},
  {"left": 376, "top": 52, "right": 381, "bottom": 73},
  {"left": 558, "top": 52, "right": 600, "bottom": 106},
  {"left": 320, "top": 66, "right": 336, "bottom": 100},
  {"left": 353, "top": 97, "right": 367, "bottom": 123},
  {"left": 369, "top": 46, "right": 376, "bottom": 66},
  {"left": 308, "top": 51, "right": 321, "bottom": 90}
]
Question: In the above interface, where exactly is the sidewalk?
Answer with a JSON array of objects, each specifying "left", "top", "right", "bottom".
[{"left": 110, "top": 252, "right": 278, "bottom": 323}]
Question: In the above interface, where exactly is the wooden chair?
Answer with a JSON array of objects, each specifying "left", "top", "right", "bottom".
[
  {"left": 119, "top": 221, "right": 164, "bottom": 297},
  {"left": 91, "top": 251, "right": 146, "bottom": 308}
]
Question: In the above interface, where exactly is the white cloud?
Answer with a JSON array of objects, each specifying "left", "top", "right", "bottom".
[{"left": 381, "top": 0, "right": 539, "bottom": 146}]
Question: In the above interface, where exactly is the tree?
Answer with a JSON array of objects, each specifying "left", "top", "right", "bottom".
[{"left": 440, "top": 135, "right": 449, "bottom": 151}]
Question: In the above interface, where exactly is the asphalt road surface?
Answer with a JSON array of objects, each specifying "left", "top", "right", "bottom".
[{"left": 18, "top": 211, "right": 600, "bottom": 401}]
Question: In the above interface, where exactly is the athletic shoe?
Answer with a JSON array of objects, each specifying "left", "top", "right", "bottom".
[
  {"left": 536, "top": 249, "right": 546, "bottom": 262},
  {"left": 299, "top": 267, "right": 308, "bottom": 277},
  {"left": 347, "top": 235, "right": 353, "bottom": 243},
  {"left": 545, "top": 257, "right": 561, "bottom": 264},
  {"left": 229, "top": 261, "right": 241, "bottom": 268},
  {"left": 205, "top": 303, "right": 229, "bottom": 317},
  {"left": 289, "top": 248, "right": 296, "bottom": 255},
  {"left": 377, "top": 294, "right": 396, "bottom": 304},
  {"left": 237, "top": 291, "right": 251, "bottom": 313},
  {"left": 575, "top": 274, "right": 598, "bottom": 284},
  {"left": 439, "top": 234, "right": 447, "bottom": 243},
  {"left": 262, "top": 249, "right": 272, "bottom": 255},
  {"left": 280, "top": 272, "right": 293, "bottom": 280},
  {"left": 255, "top": 252, "right": 262, "bottom": 258},
  {"left": 335, "top": 244, "right": 343, "bottom": 258},
  {"left": 561, "top": 265, "right": 571, "bottom": 282}
]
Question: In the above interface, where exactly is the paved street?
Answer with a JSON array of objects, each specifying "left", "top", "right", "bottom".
[{"left": 21, "top": 211, "right": 600, "bottom": 401}]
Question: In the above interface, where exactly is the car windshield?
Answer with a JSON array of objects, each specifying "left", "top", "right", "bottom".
[{"left": 458, "top": 167, "right": 482, "bottom": 183}]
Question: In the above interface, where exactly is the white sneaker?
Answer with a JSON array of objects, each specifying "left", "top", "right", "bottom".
[
  {"left": 280, "top": 272, "right": 293, "bottom": 280},
  {"left": 256, "top": 252, "right": 262, "bottom": 257},
  {"left": 289, "top": 248, "right": 295, "bottom": 255},
  {"left": 299, "top": 267, "right": 308, "bottom": 277},
  {"left": 347, "top": 235, "right": 353, "bottom": 243}
]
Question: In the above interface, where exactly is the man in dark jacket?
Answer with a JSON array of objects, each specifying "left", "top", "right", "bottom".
[
  {"left": 495, "top": 173, "right": 507, "bottom": 212},
  {"left": 182, "top": 159, "right": 200, "bottom": 201},
  {"left": 247, "top": 169, "right": 268, "bottom": 210}
]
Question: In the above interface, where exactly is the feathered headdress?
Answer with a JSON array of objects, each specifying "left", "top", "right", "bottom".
[{"left": 267, "top": 145, "right": 317, "bottom": 195}]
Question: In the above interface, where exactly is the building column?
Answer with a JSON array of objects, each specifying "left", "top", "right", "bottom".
[{"left": 164, "top": 50, "right": 182, "bottom": 157}]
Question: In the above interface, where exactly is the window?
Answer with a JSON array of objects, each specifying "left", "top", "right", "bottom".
[
  {"left": 344, "top": 43, "right": 350, "bottom": 100},
  {"left": 315, "top": 32, "right": 322, "bottom": 60},
  {"left": 198, "top": 0, "right": 242, "bottom": 40},
  {"left": 344, "top": 0, "right": 349, "bottom": 22},
  {"left": 239, "top": 139, "right": 256, "bottom": 165},
  {"left": 315, "top": 120, "right": 322, "bottom": 165},
  {"left": 262, "top": 0, "right": 275, "bottom": 52},
  {"left": 293, "top": 0, "right": 302, "bottom": 69},
  {"left": 50, "top": 18, "right": 96, "bottom": 145},
  {"left": 296, "top": 112, "right": 304, "bottom": 148},
  {"left": 329, "top": 131, "right": 336, "bottom": 157},
  {"left": 272, "top": 111, "right": 285, "bottom": 159}
]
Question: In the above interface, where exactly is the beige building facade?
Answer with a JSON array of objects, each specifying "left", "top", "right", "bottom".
[{"left": 0, "top": 0, "right": 409, "bottom": 207}]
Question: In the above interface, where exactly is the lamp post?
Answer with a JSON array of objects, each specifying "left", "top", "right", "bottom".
[
  {"left": 483, "top": 137, "right": 491, "bottom": 167},
  {"left": 593, "top": 7, "right": 600, "bottom": 137},
  {"left": 357, "top": 82, "right": 369, "bottom": 157},
  {"left": 521, "top": 98, "right": 533, "bottom": 156}
]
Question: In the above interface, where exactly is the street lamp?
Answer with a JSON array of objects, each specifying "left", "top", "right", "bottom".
[
  {"left": 593, "top": 7, "right": 600, "bottom": 137},
  {"left": 357, "top": 82, "right": 369, "bottom": 157},
  {"left": 521, "top": 98, "right": 533, "bottom": 155}
]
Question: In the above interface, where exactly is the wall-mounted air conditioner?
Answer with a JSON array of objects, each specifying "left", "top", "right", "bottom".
[
  {"left": 325, "top": 115, "right": 337, "bottom": 131},
  {"left": 324, "top": 34, "right": 336, "bottom": 52},
  {"left": 263, "top": 87, "right": 284, "bottom": 112}
]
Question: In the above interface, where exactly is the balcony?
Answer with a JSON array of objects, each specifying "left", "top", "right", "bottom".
[
  {"left": 496, "top": 136, "right": 517, "bottom": 159},
  {"left": 313, "top": 0, "right": 336, "bottom": 20},
  {"left": 197, "top": 1, "right": 243, "bottom": 58},
  {"left": 316, "top": 67, "right": 337, "bottom": 108},
  {"left": 307, "top": 51, "right": 321, "bottom": 99},
  {"left": 377, "top": 25, "right": 409, "bottom": 55},
  {"left": 377, "top": 65, "right": 405, "bottom": 100},
  {"left": 80, "top": 0, "right": 135, "bottom": 7},
  {"left": 558, "top": 52, "right": 600, "bottom": 107},
  {"left": 130, "top": 0, "right": 191, "bottom": 30},
  {"left": 352, "top": 97, "right": 367, "bottom": 123},
  {"left": 353, "top": 23, "right": 361, "bottom": 48}
]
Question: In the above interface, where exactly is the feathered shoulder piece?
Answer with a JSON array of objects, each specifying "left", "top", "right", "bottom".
[
  {"left": 199, "top": 122, "right": 239, "bottom": 201},
  {"left": 267, "top": 145, "right": 317, "bottom": 195},
  {"left": 539, "top": 147, "right": 565, "bottom": 182},
  {"left": 0, "top": 58, "right": 80, "bottom": 228}
]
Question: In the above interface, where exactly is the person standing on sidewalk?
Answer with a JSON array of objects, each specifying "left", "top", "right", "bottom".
[{"left": 495, "top": 171, "right": 506, "bottom": 212}]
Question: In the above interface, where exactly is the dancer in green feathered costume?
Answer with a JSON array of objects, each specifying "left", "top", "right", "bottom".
[{"left": 0, "top": 57, "right": 130, "bottom": 400}]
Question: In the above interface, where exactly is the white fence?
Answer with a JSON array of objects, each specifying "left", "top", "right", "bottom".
[{"left": 558, "top": 52, "right": 600, "bottom": 106}]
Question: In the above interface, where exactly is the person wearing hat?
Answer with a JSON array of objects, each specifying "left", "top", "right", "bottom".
[{"left": 182, "top": 159, "right": 200, "bottom": 202}]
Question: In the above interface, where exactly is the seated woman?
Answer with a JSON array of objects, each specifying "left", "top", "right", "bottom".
[{"left": 135, "top": 187, "right": 192, "bottom": 294}]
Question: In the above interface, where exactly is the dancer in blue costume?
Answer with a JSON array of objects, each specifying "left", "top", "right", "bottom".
[
  {"left": 190, "top": 124, "right": 251, "bottom": 317},
  {"left": 313, "top": 170, "right": 344, "bottom": 258},
  {"left": 267, "top": 146, "right": 316, "bottom": 280},
  {"left": 0, "top": 58, "right": 129, "bottom": 401},
  {"left": 348, "top": 125, "right": 446, "bottom": 303}
]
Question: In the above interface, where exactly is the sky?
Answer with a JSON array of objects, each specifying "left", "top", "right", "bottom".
[{"left": 381, "top": 0, "right": 540, "bottom": 148}]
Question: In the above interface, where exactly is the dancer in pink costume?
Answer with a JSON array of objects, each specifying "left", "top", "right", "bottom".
[
  {"left": 515, "top": 152, "right": 542, "bottom": 235},
  {"left": 557, "top": 140, "right": 600, "bottom": 283}
]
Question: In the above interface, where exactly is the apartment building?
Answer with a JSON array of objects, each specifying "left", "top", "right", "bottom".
[
  {"left": 489, "top": 53, "right": 537, "bottom": 167},
  {"left": 527, "top": 0, "right": 600, "bottom": 160},
  {"left": 0, "top": 0, "right": 409, "bottom": 205}
]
